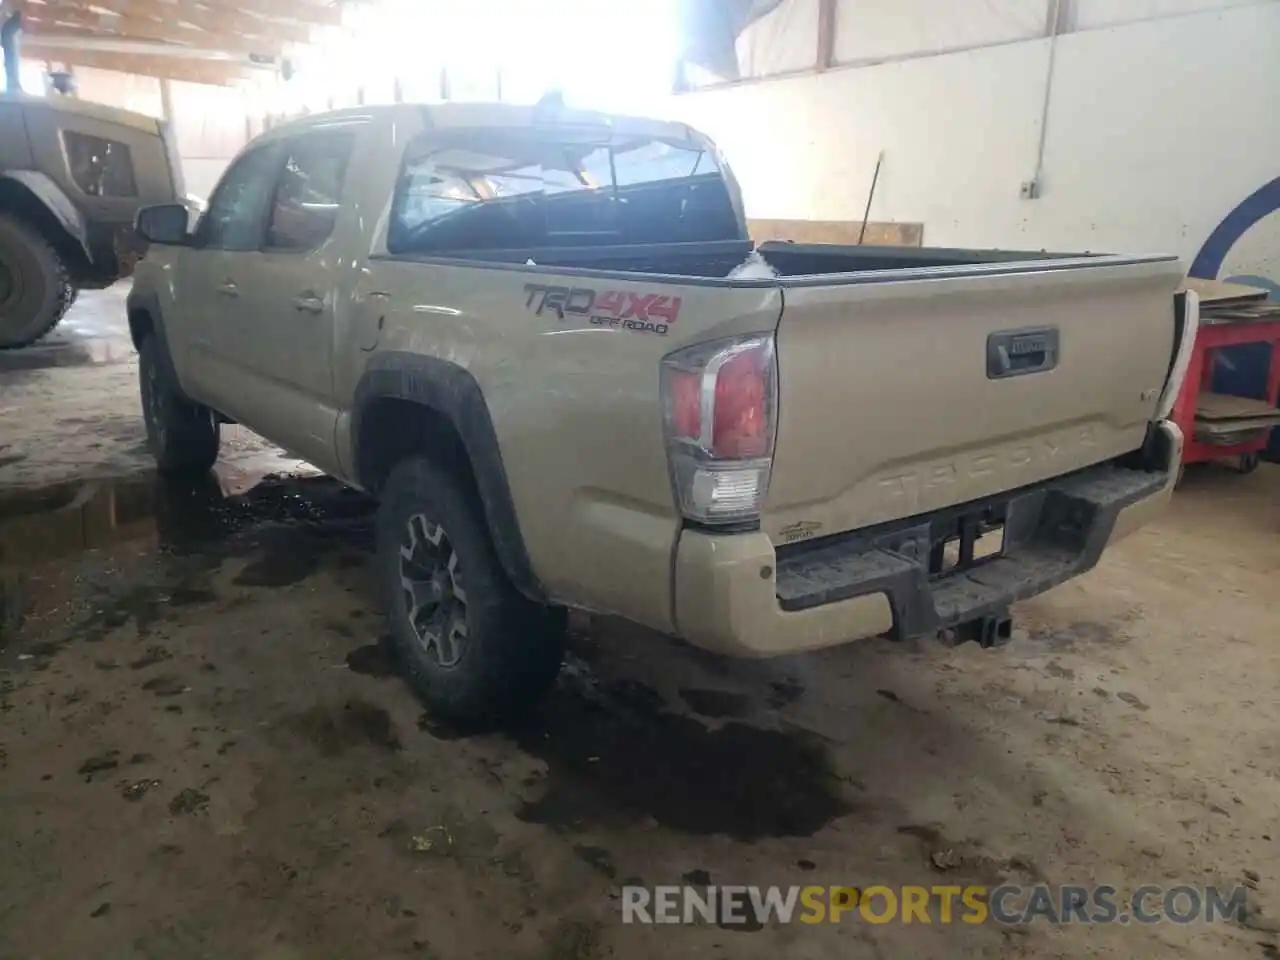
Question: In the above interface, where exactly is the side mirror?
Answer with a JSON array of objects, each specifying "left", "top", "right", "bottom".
[{"left": 135, "top": 203, "right": 190, "bottom": 246}]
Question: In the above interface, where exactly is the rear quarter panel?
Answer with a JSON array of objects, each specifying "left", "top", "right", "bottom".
[{"left": 360, "top": 260, "right": 781, "bottom": 630}]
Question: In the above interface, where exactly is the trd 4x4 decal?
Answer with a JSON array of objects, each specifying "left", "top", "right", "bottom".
[{"left": 523, "top": 283, "right": 682, "bottom": 336}]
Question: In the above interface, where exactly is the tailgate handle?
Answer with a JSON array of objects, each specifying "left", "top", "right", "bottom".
[{"left": 987, "top": 328, "right": 1059, "bottom": 379}]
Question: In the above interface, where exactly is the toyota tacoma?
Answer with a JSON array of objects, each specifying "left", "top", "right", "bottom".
[{"left": 126, "top": 102, "right": 1196, "bottom": 720}]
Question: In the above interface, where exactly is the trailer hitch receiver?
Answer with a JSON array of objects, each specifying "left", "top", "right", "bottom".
[{"left": 939, "top": 609, "right": 1013, "bottom": 649}]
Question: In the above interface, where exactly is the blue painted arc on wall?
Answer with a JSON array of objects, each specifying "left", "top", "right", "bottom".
[{"left": 1189, "top": 174, "right": 1280, "bottom": 297}]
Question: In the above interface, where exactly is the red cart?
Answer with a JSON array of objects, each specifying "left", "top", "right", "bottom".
[{"left": 1171, "top": 287, "right": 1280, "bottom": 474}]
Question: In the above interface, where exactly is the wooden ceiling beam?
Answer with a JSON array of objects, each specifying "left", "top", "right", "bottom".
[
  {"left": 24, "top": 14, "right": 285, "bottom": 57},
  {"left": 32, "top": 0, "right": 316, "bottom": 46},
  {"left": 227, "top": 0, "right": 342, "bottom": 27},
  {"left": 23, "top": 42, "right": 262, "bottom": 85}
]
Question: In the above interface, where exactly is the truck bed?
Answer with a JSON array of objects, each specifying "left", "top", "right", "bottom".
[
  {"left": 387, "top": 238, "right": 1148, "bottom": 284},
  {"left": 383, "top": 235, "right": 1183, "bottom": 548}
]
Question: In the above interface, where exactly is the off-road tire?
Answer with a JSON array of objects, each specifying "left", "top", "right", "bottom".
[
  {"left": 0, "top": 214, "right": 75, "bottom": 349},
  {"left": 138, "top": 334, "right": 220, "bottom": 475},
  {"left": 376, "top": 456, "right": 566, "bottom": 723}
]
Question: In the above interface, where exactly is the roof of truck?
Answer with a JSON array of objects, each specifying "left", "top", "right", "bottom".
[{"left": 259, "top": 101, "right": 699, "bottom": 145}]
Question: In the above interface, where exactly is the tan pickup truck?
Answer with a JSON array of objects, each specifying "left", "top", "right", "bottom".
[{"left": 127, "top": 102, "right": 1197, "bottom": 720}]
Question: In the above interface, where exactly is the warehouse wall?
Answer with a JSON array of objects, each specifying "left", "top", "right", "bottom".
[
  {"left": 164, "top": 81, "right": 257, "bottom": 200},
  {"left": 670, "top": 1, "right": 1280, "bottom": 283}
]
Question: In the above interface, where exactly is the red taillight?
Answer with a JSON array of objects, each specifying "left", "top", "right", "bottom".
[
  {"left": 712, "top": 348, "right": 769, "bottom": 458},
  {"left": 671, "top": 369, "right": 703, "bottom": 440},
  {"left": 661, "top": 335, "right": 777, "bottom": 524}
]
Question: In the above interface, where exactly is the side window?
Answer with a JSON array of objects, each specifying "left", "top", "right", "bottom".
[
  {"left": 201, "top": 146, "right": 280, "bottom": 251},
  {"left": 264, "top": 131, "right": 356, "bottom": 252},
  {"left": 62, "top": 132, "right": 138, "bottom": 198}
]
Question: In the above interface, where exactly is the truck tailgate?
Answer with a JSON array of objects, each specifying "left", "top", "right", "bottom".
[{"left": 763, "top": 257, "right": 1183, "bottom": 543}]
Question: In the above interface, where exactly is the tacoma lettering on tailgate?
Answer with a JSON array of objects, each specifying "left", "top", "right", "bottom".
[
  {"left": 524, "top": 283, "right": 681, "bottom": 336},
  {"left": 871, "top": 426, "right": 1100, "bottom": 510}
]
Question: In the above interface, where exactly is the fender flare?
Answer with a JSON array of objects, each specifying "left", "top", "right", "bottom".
[
  {"left": 0, "top": 170, "right": 91, "bottom": 260},
  {"left": 352, "top": 352, "right": 545, "bottom": 603},
  {"left": 124, "top": 287, "right": 193, "bottom": 401},
  {"left": 125, "top": 287, "right": 166, "bottom": 352}
]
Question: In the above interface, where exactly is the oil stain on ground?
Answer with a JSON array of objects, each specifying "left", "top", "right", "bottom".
[
  {"left": 423, "top": 671, "right": 853, "bottom": 841},
  {"left": 289, "top": 698, "right": 401, "bottom": 755},
  {"left": 679, "top": 688, "right": 751, "bottom": 719},
  {"left": 346, "top": 635, "right": 398, "bottom": 677},
  {"left": 0, "top": 470, "right": 377, "bottom": 659},
  {"left": 232, "top": 544, "right": 319, "bottom": 588},
  {"left": 0, "top": 470, "right": 374, "bottom": 570}
]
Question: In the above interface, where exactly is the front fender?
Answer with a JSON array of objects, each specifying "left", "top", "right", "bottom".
[
  {"left": 124, "top": 286, "right": 199, "bottom": 403},
  {"left": 0, "top": 170, "right": 91, "bottom": 259}
]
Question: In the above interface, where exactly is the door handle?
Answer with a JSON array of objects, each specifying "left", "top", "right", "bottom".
[
  {"left": 216, "top": 280, "right": 239, "bottom": 297},
  {"left": 292, "top": 293, "right": 324, "bottom": 314},
  {"left": 987, "top": 328, "right": 1059, "bottom": 379}
]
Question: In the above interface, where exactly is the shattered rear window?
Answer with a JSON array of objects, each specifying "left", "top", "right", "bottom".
[{"left": 388, "top": 130, "right": 741, "bottom": 254}]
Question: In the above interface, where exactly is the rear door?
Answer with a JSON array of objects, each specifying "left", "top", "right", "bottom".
[{"left": 763, "top": 257, "right": 1184, "bottom": 543}]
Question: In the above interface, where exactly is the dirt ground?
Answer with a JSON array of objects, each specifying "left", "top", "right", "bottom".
[{"left": 1, "top": 290, "right": 1278, "bottom": 960}]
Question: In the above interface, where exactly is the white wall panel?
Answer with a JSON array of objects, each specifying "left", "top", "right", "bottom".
[
  {"left": 1073, "top": 0, "right": 1264, "bottom": 30},
  {"left": 167, "top": 81, "right": 254, "bottom": 199},
  {"left": 834, "top": 0, "right": 1049, "bottom": 64},
  {"left": 69, "top": 67, "right": 164, "bottom": 119},
  {"left": 671, "top": 37, "right": 1047, "bottom": 234},
  {"left": 666, "top": 2, "right": 1280, "bottom": 274}
]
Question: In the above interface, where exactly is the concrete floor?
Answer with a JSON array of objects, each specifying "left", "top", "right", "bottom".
[{"left": 1, "top": 290, "right": 1278, "bottom": 959}]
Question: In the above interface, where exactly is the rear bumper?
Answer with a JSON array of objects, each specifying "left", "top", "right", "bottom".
[{"left": 673, "top": 419, "right": 1181, "bottom": 657}]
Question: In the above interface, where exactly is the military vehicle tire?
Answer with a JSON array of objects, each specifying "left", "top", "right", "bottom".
[{"left": 0, "top": 214, "right": 74, "bottom": 349}]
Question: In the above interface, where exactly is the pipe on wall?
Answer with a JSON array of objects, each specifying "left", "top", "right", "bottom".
[
  {"left": 2, "top": 10, "right": 21, "bottom": 94},
  {"left": 1030, "top": 0, "right": 1067, "bottom": 192}
]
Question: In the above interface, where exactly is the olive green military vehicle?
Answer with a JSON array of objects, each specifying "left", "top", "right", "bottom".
[{"left": 0, "top": 93, "right": 186, "bottom": 348}]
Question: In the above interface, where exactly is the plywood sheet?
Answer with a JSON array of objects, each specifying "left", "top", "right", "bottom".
[
  {"left": 1201, "top": 302, "right": 1280, "bottom": 325},
  {"left": 1194, "top": 417, "right": 1280, "bottom": 437},
  {"left": 1193, "top": 423, "right": 1276, "bottom": 445},
  {"left": 1180, "top": 277, "right": 1270, "bottom": 305},
  {"left": 1195, "top": 392, "right": 1280, "bottom": 422},
  {"left": 748, "top": 218, "right": 924, "bottom": 247}
]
